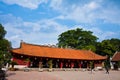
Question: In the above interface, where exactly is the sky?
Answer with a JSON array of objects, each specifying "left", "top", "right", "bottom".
[{"left": 0, "top": 0, "right": 120, "bottom": 48}]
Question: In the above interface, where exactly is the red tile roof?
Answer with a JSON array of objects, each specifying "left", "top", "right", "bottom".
[
  {"left": 11, "top": 42, "right": 106, "bottom": 60},
  {"left": 112, "top": 52, "right": 120, "bottom": 61}
]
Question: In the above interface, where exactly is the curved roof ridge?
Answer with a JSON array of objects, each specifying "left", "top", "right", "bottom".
[{"left": 21, "top": 41, "right": 82, "bottom": 51}]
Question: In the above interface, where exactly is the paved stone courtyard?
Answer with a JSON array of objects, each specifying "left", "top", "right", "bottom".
[{"left": 6, "top": 70, "right": 120, "bottom": 80}]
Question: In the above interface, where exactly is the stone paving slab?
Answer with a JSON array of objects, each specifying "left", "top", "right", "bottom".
[{"left": 6, "top": 70, "right": 120, "bottom": 80}]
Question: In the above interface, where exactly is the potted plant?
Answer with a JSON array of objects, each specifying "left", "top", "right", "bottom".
[
  {"left": 38, "top": 61, "right": 43, "bottom": 72},
  {"left": 48, "top": 59, "right": 53, "bottom": 72},
  {"left": 10, "top": 61, "right": 17, "bottom": 71},
  {"left": 90, "top": 61, "right": 94, "bottom": 73}
]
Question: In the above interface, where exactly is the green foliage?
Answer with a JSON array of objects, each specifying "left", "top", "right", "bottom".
[
  {"left": 48, "top": 59, "right": 53, "bottom": 69},
  {"left": 90, "top": 61, "right": 94, "bottom": 69},
  {"left": 96, "top": 38, "right": 120, "bottom": 57},
  {"left": 0, "top": 23, "right": 11, "bottom": 69},
  {"left": 82, "top": 45, "right": 96, "bottom": 52},
  {"left": 0, "top": 24, "right": 6, "bottom": 39},
  {"left": 95, "top": 38, "right": 120, "bottom": 68},
  {"left": 0, "top": 39, "right": 11, "bottom": 51},
  {"left": 25, "top": 58, "right": 30, "bottom": 61},
  {"left": 95, "top": 39, "right": 120, "bottom": 68},
  {"left": 58, "top": 28, "right": 98, "bottom": 51},
  {"left": 57, "top": 28, "right": 120, "bottom": 64},
  {"left": 109, "top": 38, "right": 120, "bottom": 51},
  {"left": 104, "top": 58, "right": 111, "bottom": 68}
]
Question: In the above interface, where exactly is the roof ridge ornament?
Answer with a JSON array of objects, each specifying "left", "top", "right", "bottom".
[{"left": 21, "top": 40, "right": 23, "bottom": 42}]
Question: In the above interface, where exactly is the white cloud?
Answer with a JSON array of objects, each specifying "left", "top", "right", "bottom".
[
  {"left": 50, "top": 0, "right": 63, "bottom": 11},
  {"left": 84, "top": 1, "right": 100, "bottom": 11},
  {"left": 87, "top": 27, "right": 120, "bottom": 41},
  {"left": 1, "top": 14, "right": 69, "bottom": 48},
  {"left": 65, "top": 2, "right": 99, "bottom": 23},
  {"left": 99, "top": 32, "right": 116, "bottom": 41},
  {"left": 0, "top": 14, "right": 22, "bottom": 25},
  {"left": 49, "top": 0, "right": 100, "bottom": 23},
  {"left": 18, "top": 20, "right": 68, "bottom": 47},
  {"left": 2, "top": 0, "right": 120, "bottom": 24},
  {"left": 23, "top": 22, "right": 41, "bottom": 32},
  {"left": 2, "top": 14, "right": 117, "bottom": 47},
  {"left": 1, "top": 0, "right": 120, "bottom": 48},
  {"left": 1, "top": 0, "right": 48, "bottom": 9},
  {"left": 66, "top": 6, "right": 95, "bottom": 23},
  {"left": 50, "top": 0, "right": 120, "bottom": 24},
  {"left": 1, "top": 14, "right": 119, "bottom": 48},
  {"left": 100, "top": 8, "right": 120, "bottom": 24},
  {"left": 70, "top": 25, "right": 119, "bottom": 41}
]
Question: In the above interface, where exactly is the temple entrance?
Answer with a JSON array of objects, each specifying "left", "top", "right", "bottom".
[
  {"left": 52, "top": 59, "right": 59, "bottom": 68},
  {"left": 30, "top": 58, "right": 39, "bottom": 68},
  {"left": 81, "top": 61, "right": 87, "bottom": 68},
  {"left": 42, "top": 58, "right": 49, "bottom": 68}
]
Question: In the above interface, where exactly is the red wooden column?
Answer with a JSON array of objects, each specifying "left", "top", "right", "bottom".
[
  {"left": 71, "top": 62, "right": 74, "bottom": 68},
  {"left": 78, "top": 61, "right": 82, "bottom": 68},
  {"left": 60, "top": 61, "right": 63, "bottom": 68}
]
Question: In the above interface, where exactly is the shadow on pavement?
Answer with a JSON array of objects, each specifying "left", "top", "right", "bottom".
[{"left": 6, "top": 72, "right": 16, "bottom": 77}]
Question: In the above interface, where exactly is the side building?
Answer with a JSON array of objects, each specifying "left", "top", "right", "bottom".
[
  {"left": 111, "top": 52, "right": 120, "bottom": 70},
  {"left": 11, "top": 41, "right": 106, "bottom": 69}
]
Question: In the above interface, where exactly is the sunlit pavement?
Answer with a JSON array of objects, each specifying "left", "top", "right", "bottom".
[{"left": 6, "top": 70, "right": 120, "bottom": 80}]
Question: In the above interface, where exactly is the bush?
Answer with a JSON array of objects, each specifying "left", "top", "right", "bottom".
[{"left": 48, "top": 60, "right": 53, "bottom": 69}]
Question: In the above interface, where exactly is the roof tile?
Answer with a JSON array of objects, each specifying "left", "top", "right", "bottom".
[
  {"left": 112, "top": 52, "right": 120, "bottom": 61},
  {"left": 11, "top": 42, "right": 106, "bottom": 60}
]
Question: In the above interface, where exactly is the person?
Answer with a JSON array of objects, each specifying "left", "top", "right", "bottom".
[
  {"left": 30, "top": 62, "right": 33, "bottom": 68},
  {"left": 104, "top": 59, "right": 110, "bottom": 74},
  {"left": 39, "top": 61, "right": 42, "bottom": 69},
  {"left": 105, "top": 65, "right": 109, "bottom": 74}
]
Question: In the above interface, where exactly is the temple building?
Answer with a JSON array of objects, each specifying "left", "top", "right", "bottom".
[
  {"left": 111, "top": 52, "right": 120, "bottom": 70},
  {"left": 11, "top": 41, "right": 106, "bottom": 69}
]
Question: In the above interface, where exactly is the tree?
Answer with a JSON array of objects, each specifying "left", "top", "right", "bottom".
[
  {"left": 96, "top": 38, "right": 120, "bottom": 57},
  {"left": 95, "top": 38, "right": 120, "bottom": 69},
  {"left": 109, "top": 38, "right": 120, "bottom": 51},
  {"left": 97, "top": 40, "right": 113, "bottom": 56},
  {"left": 0, "top": 24, "right": 6, "bottom": 39},
  {"left": 57, "top": 28, "right": 98, "bottom": 51},
  {"left": 0, "top": 24, "right": 11, "bottom": 69}
]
